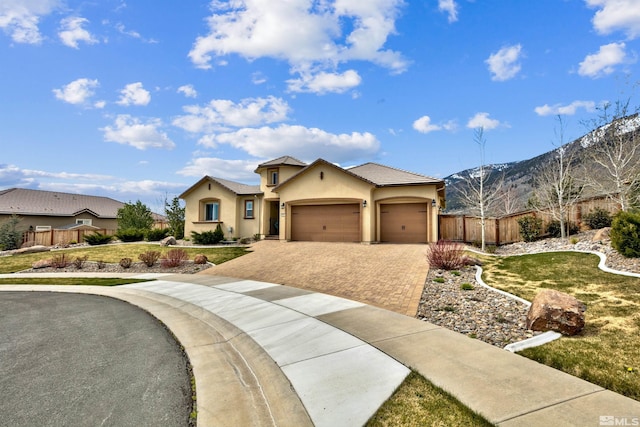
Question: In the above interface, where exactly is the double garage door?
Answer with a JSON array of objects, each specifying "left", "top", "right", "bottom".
[
  {"left": 291, "top": 204, "right": 360, "bottom": 242},
  {"left": 290, "top": 202, "right": 428, "bottom": 243},
  {"left": 380, "top": 203, "right": 428, "bottom": 243}
]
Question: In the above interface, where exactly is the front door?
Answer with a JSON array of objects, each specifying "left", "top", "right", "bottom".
[{"left": 268, "top": 200, "right": 280, "bottom": 235}]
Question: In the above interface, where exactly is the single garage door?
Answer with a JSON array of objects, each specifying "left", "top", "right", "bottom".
[
  {"left": 380, "top": 203, "right": 428, "bottom": 243},
  {"left": 291, "top": 204, "right": 360, "bottom": 242}
]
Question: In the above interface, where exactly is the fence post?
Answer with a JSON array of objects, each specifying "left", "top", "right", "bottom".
[{"left": 495, "top": 218, "right": 500, "bottom": 246}]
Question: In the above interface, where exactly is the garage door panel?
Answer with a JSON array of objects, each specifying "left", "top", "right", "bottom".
[
  {"left": 380, "top": 203, "right": 428, "bottom": 243},
  {"left": 291, "top": 204, "right": 360, "bottom": 242}
]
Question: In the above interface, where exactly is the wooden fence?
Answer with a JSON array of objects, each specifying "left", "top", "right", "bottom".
[
  {"left": 439, "top": 195, "right": 619, "bottom": 245},
  {"left": 22, "top": 229, "right": 116, "bottom": 247}
]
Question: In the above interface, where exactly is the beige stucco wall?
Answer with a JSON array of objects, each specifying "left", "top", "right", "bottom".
[
  {"left": 182, "top": 179, "right": 261, "bottom": 240},
  {"left": 373, "top": 185, "right": 441, "bottom": 243},
  {"left": 256, "top": 165, "right": 305, "bottom": 237},
  {"left": 1, "top": 213, "right": 117, "bottom": 231},
  {"left": 275, "top": 164, "right": 375, "bottom": 242}
]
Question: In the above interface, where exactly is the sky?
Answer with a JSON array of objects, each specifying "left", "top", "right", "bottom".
[{"left": 1, "top": 0, "right": 640, "bottom": 213}]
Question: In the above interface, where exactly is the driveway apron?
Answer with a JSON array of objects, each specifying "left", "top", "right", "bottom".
[{"left": 202, "top": 241, "right": 429, "bottom": 316}]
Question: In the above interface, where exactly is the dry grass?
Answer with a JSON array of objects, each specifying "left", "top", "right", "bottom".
[{"left": 481, "top": 251, "right": 640, "bottom": 400}]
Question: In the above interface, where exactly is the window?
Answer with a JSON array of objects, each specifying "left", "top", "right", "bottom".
[
  {"left": 76, "top": 219, "right": 92, "bottom": 225},
  {"left": 268, "top": 168, "right": 279, "bottom": 186},
  {"left": 245, "top": 200, "right": 254, "bottom": 219},
  {"left": 205, "top": 201, "right": 220, "bottom": 221}
]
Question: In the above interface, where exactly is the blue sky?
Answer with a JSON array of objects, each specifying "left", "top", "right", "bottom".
[{"left": 1, "top": 0, "right": 639, "bottom": 212}]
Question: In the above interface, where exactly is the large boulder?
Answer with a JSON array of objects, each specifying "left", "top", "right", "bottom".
[
  {"left": 14, "top": 245, "right": 50, "bottom": 255},
  {"left": 526, "top": 289, "right": 586, "bottom": 336},
  {"left": 160, "top": 236, "right": 177, "bottom": 246}
]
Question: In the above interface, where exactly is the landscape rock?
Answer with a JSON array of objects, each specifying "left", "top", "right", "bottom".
[
  {"left": 193, "top": 254, "right": 208, "bottom": 264},
  {"left": 526, "top": 289, "right": 586, "bottom": 336},
  {"left": 14, "top": 245, "right": 50, "bottom": 255},
  {"left": 592, "top": 227, "right": 610, "bottom": 242},
  {"left": 160, "top": 236, "right": 177, "bottom": 246},
  {"left": 32, "top": 259, "right": 52, "bottom": 269}
]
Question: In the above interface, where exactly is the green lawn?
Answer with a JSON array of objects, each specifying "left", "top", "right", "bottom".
[
  {"left": 0, "top": 243, "right": 249, "bottom": 273},
  {"left": 481, "top": 251, "right": 640, "bottom": 401}
]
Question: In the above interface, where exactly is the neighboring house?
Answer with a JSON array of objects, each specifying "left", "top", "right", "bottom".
[
  {"left": 0, "top": 188, "right": 167, "bottom": 231},
  {"left": 181, "top": 156, "right": 445, "bottom": 244}
]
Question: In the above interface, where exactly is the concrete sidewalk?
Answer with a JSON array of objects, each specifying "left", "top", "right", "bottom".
[{"left": 2, "top": 273, "right": 639, "bottom": 426}]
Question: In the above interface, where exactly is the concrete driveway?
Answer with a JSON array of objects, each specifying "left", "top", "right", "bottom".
[{"left": 202, "top": 241, "right": 430, "bottom": 316}]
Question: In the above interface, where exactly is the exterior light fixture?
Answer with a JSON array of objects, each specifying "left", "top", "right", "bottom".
[
  {"left": 362, "top": 200, "right": 367, "bottom": 208},
  {"left": 431, "top": 199, "right": 437, "bottom": 208},
  {"left": 281, "top": 202, "right": 285, "bottom": 209}
]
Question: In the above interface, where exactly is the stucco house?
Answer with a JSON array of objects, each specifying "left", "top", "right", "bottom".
[
  {"left": 0, "top": 188, "right": 166, "bottom": 232},
  {"left": 181, "top": 156, "right": 445, "bottom": 244}
]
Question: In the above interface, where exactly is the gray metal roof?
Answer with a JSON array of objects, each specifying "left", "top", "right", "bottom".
[
  {"left": 0, "top": 188, "right": 125, "bottom": 218},
  {"left": 348, "top": 163, "right": 444, "bottom": 187}
]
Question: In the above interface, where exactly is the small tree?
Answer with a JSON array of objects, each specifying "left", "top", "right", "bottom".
[
  {"left": 582, "top": 99, "right": 640, "bottom": 212},
  {"left": 164, "top": 196, "right": 185, "bottom": 239},
  {"left": 117, "top": 200, "right": 154, "bottom": 232},
  {"left": 531, "top": 116, "right": 583, "bottom": 239},
  {"left": 457, "top": 128, "right": 505, "bottom": 251},
  {"left": 0, "top": 214, "right": 23, "bottom": 250}
]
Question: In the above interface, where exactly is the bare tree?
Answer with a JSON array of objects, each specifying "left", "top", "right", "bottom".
[
  {"left": 532, "top": 116, "right": 583, "bottom": 239},
  {"left": 582, "top": 99, "right": 640, "bottom": 211},
  {"left": 457, "top": 128, "right": 504, "bottom": 251}
]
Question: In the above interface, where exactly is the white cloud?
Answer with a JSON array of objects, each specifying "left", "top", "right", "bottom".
[
  {"left": 114, "top": 22, "right": 158, "bottom": 43},
  {"left": 52, "top": 78, "right": 99, "bottom": 105},
  {"left": 485, "top": 44, "right": 523, "bottom": 81},
  {"left": 200, "top": 124, "right": 380, "bottom": 163},
  {"left": 101, "top": 114, "right": 175, "bottom": 150},
  {"left": 467, "top": 112, "right": 501, "bottom": 130},
  {"left": 177, "top": 157, "right": 259, "bottom": 180},
  {"left": 252, "top": 72, "right": 267, "bottom": 85},
  {"left": 58, "top": 16, "right": 98, "bottom": 49},
  {"left": 0, "top": 0, "right": 60, "bottom": 44},
  {"left": 438, "top": 0, "right": 459, "bottom": 23},
  {"left": 188, "top": 0, "right": 407, "bottom": 93},
  {"left": 586, "top": 0, "right": 640, "bottom": 39},
  {"left": 117, "top": 82, "right": 151, "bottom": 106},
  {"left": 287, "top": 69, "right": 362, "bottom": 94},
  {"left": 578, "top": 42, "right": 628, "bottom": 77},
  {"left": 413, "top": 116, "right": 442, "bottom": 134},
  {"left": 177, "top": 84, "right": 198, "bottom": 98},
  {"left": 534, "top": 100, "right": 597, "bottom": 116},
  {"left": 173, "top": 96, "right": 291, "bottom": 133}
]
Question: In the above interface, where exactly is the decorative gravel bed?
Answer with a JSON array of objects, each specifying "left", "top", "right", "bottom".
[
  {"left": 16, "top": 260, "right": 213, "bottom": 275},
  {"left": 416, "top": 230, "right": 639, "bottom": 349}
]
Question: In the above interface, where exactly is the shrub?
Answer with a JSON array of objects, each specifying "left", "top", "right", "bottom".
[
  {"left": 96, "top": 260, "right": 106, "bottom": 269},
  {"left": 50, "top": 254, "right": 69, "bottom": 269},
  {"left": 0, "top": 215, "right": 23, "bottom": 251},
  {"left": 191, "top": 225, "right": 225, "bottom": 245},
  {"left": 611, "top": 211, "right": 640, "bottom": 258},
  {"left": 161, "top": 249, "right": 189, "bottom": 268},
  {"left": 119, "top": 257, "right": 133, "bottom": 268},
  {"left": 517, "top": 215, "right": 542, "bottom": 242},
  {"left": 213, "top": 223, "right": 225, "bottom": 243},
  {"left": 583, "top": 208, "right": 613, "bottom": 230},
  {"left": 73, "top": 255, "right": 88, "bottom": 269},
  {"left": 427, "top": 240, "right": 466, "bottom": 270},
  {"left": 84, "top": 232, "right": 113, "bottom": 246},
  {"left": 546, "top": 220, "right": 579, "bottom": 238},
  {"left": 146, "top": 228, "right": 169, "bottom": 242},
  {"left": 138, "top": 251, "right": 161, "bottom": 267},
  {"left": 461, "top": 283, "right": 474, "bottom": 291},
  {"left": 116, "top": 228, "right": 145, "bottom": 242}
]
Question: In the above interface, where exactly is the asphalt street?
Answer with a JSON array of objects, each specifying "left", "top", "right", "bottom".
[{"left": 0, "top": 292, "right": 192, "bottom": 427}]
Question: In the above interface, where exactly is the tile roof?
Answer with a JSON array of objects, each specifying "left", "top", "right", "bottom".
[
  {"left": 209, "top": 177, "right": 261, "bottom": 195},
  {"left": 348, "top": 163, "right": 444, "bottom": 187},
  {"left": 256, "top": 156, "right": 307, "bottom": 169},
  {"left": 0, "top": 188, "right": 125, "bottom": 218}
]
